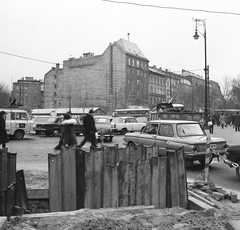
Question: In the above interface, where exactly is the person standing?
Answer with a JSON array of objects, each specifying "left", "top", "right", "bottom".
[
  {"left": 78, "top": 109, "right": 98, "bottom": 148},
  {"left": 0, "top": 111, "right": 9, "bottom": 148},
  {"left": 233, "top": 111, "right": 240, "bottom": 132},
  {"left": 54, "top": 113, "right": 77, "bottom": 150},
  {"left": 219, "top": 113, "right": 226, "bottom": 129},
  {"left": 208, "top": 114, "right": 215, "bottom": 134}
]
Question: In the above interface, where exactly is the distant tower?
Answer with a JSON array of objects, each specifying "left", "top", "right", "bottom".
[{"left": 127, "top": 33, "right": 130, "bottom": 41}]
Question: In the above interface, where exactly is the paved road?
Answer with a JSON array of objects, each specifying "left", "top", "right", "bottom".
[{"left": 5, "top": 125, "right": 240, "bottom": 192}]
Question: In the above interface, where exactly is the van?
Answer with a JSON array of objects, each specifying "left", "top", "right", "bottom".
[{"left": 0, "top": 108, "right": 34, "bottom": 140}]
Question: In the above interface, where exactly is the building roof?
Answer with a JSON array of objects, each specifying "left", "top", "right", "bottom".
[{"left": 117, "top": 38, "right": 148, "bottom": 60}]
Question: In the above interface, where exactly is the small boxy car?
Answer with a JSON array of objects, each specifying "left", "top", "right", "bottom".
[
  {"left": 111, "top": 116, "right": 146, "bottom": 135},
  {"left": 123, "top": 120, "right": 228, "bottom": 165},
  {"left": 94, "top": 116, "right": 114, "bottom": 142}
]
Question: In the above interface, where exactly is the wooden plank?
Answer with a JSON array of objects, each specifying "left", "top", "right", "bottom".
[
  {"left": 136, "top": 159, "right": 144, "bottom": 205},
  {"left": 144, "top": 159, "right": 151, "bottom": 206},
  {"left": 6, "top": 183, "right": 16, "bottom": 220},
  {"left": 117, "top": 148, "right": 127, "bottom": 163},
  {"left": 112, "top": 165, "right": 119, "bottom": 208},
  {"left": 158, "top": 156, "right": 167, "bottom": 209},
  {"left": 76, "top": 149, "right": 85, "bottom": 209},
  {"left": 16, "top": 170, "right": 28, "bottom": 209},
  {"left": 92, "top": 148, "right": 103, "bottom": 209},
  {"left": 0, "top": 151, "right": 8, "bottom": 191},
  {"left": 0, "top": 189, "right": 6, "bottom": 216},
  {"left": 169, "top": 151, "right": 180, "bottom": 207},
  {"left": 48, "top": 153, "right": 62, "bottom": 212},
  {"left": 128, "top": 161, "right": 136, "bottom": 206},
  {"left": 118, "top": 161, "right": 128, "bottom": 207},
  {"left": 7, "top": 152, "right": 17, "bottom": 187},
  {"left": 61, "top": 145, "right": 77, "bottom": 211},
  {"left": 176, "top": 148, "right": 188, "bottom": 209},
  {"left": 103, "top": 164, "right": 112, "bottom": 208},
  {"left": 150, "top": 157, "right": 159, "bottom": 207},
  {"left": 84, "top": 151, "right": 93, "bottom": 208}
]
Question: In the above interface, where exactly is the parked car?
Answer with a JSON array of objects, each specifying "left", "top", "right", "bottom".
[
  {"left": 111, "top": 116, "right": 146, "bottom": 135},
  {"left": 226, "top": 145, "right": 240, "bottom": 180},
  {"left": 35, "top": 116, "right": 84, "bottom": 137},
  {"left": 32, "top": 116, "right": 52, "bottom": 135},
  {"left": 123, "top": 120, "right": 228, "bottom": 165},
  {"left": 94, "top": 116, "right": 114, "bottom": 142}
]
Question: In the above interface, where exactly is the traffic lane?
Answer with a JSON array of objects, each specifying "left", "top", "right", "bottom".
[
  {"left": 6, "top": 133, "right": 126, "bottom": 164},
  {"left": 186, "top": 159, "right": 240, "bottom": 192}
]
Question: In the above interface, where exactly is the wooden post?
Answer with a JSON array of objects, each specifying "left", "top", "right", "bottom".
[{"left": 204, "top": 132, "right": 211, "bottom": 182}]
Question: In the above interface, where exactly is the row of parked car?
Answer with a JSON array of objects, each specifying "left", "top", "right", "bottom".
[
  {"left": 32, "top": 115, "right": 147, "bottom": 142},
  {"left": 11, "top": 109, "right": 239, "bottom": 180}
]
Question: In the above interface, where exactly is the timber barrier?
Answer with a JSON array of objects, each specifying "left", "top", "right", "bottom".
[{"left": 48, "top": 144, "right": 188, "bottom": 212}]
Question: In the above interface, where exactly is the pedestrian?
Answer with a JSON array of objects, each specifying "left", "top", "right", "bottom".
[
  {"left": 54, "top": 113, "right": 77, "bottom": 150},
  {"left": 208, "top": 114, "right": 215, "bottom": 134},
  {"left": 219, "top": 113, "right": 226, "bottom": 129},
  {"left": 233, "top": 111, "right": 240, "bottom": 132},
  {"left": 0, "top": 111, "right": 9, "bottom": 148},
  {"left": 77, "top": 109, "right": 98, "bottom": 148}
]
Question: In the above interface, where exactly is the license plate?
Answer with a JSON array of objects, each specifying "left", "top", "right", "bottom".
[{"left": 210, "top": 144, "right": 217, "bottom": 149}]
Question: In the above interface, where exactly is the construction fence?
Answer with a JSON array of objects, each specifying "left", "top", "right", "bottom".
[{"left": 48, "top": 144, "right": 188, "bottom": 212}]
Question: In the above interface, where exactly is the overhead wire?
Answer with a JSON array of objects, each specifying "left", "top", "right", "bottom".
[
  {"left": 101, "top": 0, "right": 240, "bottom": 16},
  {"left": 2, "top": 0, "right": 238, "bottom": 75}
]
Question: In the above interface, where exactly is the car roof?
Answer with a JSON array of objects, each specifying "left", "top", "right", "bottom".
[
  {"left": 112, "top": 116, "right": 135, "bottom": 119},
  {"left": 149, "top": 120, "right": 199, "bottom": 124}
]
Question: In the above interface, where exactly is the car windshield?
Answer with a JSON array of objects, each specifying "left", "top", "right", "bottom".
[
  {"left": 47, "top": 117, "right": 58, "bottom": 123},
  {"left": 112, "top": 118, "right": 124, "bottom": 123},
  {"left": 95, "top": 118, "right": 110, "bottom": 123},
  {"left": 34, "top": 117, "right": 51, "bottom": 123},
  {"left": 177, "top": 123, "right": 204, "bottom": 137}
]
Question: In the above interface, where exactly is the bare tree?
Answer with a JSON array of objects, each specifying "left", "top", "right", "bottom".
[
  {"left": 220, "top": 76, "right": 233, "bottom": 109},
  {"left": 0, "top": 82, "right": 10, "bottom": 107}
]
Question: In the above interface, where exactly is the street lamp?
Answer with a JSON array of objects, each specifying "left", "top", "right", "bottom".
[{"left": 193, "top": 18, "right": 209, "bottom": 124}]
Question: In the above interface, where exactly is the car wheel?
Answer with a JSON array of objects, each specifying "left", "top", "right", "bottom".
[
  {"left": 121, "top": 128, "right": 127, "bottom": 135},
  {"left": 128, "top": 141, "right": 136, "bottom": 148},
  {"left": 198, "top": 154, "right": 213, "bottom": 166},
  {"left": 14, "top": 130, "right": 24, "bottom": 140},
  {"left": 235, "top": 160, "right": 240, "bottom": 180},
  {"left": 52, "top": 129, "right": 60, "bottom": 137}
]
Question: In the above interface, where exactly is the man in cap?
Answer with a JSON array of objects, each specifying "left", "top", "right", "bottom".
[{"left": 78, "top": 109, "right": 98, "bottom": 148}]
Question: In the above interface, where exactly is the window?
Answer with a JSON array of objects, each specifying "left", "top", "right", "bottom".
[
  {"left": 136, "top": 60, "right": 139, "bottom": 67},
  {"left": 143, "top": 123, "right": 158, "bottom": 134},
  {"left": 159, "top": 124, "right": 174, "bottom": 137}
]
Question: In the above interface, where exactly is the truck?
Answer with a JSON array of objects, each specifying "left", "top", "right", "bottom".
[{"left": 151, "top": 102, "right": 204, "bottom": 123}]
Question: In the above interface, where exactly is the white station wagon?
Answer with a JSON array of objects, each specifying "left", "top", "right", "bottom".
[{"left": 123, "top": 120, "right": 228, "bottom": 165}]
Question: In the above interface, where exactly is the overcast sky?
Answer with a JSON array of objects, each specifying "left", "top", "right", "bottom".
[{"left": 1, "top": 0, "right": 240, "bottom": 91}]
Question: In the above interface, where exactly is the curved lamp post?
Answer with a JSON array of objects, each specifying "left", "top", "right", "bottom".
[{"left": 193, "top": 18, "right": 209, "bottom": 124}]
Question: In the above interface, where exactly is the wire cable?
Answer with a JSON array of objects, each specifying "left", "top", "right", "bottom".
[
  {"left": 0, "top": 51, "right": 58, "bottom": 65},
  {"left": 101, "top": 0, "right": 240, "bottom": 16}
]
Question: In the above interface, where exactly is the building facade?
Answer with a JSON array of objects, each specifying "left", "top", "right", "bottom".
[
  {"left": 12, "top": 77, "right": 44, "bottom": 112},
  {"left": 44, "top": 38, "right": 149, "bottom": 114}
]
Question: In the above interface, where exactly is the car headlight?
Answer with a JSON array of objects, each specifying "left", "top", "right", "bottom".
[{"left": 193, "top": 145, "right": 199, "bottom": 152}]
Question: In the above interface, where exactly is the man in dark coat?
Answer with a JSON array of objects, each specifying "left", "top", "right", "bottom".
[
  {"left": 233, "top": 111, "right": 240, "bottom": 132},
  {"left": 78, "top": 109, "right": 97, "bottom": 148},
  {"left": 0, "top": 111, "right": 9, "bottom": 148}
]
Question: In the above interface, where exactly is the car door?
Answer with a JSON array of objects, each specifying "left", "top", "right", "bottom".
[
  {"left": 136, "top": 123, "right": 158, "bottom": 146},
  {"left": 155, "top": 124, "right": 174, "bottom": 155}
]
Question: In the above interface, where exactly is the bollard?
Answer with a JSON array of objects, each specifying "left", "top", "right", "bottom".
[{"left": 204, "top": 132, "right": 211, "bottom": 182}]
